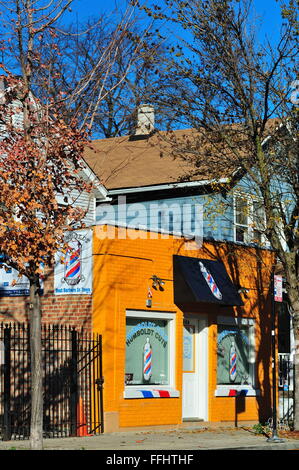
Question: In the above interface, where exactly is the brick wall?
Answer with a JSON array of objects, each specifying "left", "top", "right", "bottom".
[{"left": 0, "top": 272, "right": 92, "bottom": 331}]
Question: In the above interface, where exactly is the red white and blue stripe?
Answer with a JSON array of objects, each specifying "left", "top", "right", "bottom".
[
  {"left": 215, "top": 388, "right": 259, "bottom": 397},
  {"left": 143, "top": 339, "right": 152, "bottom": 381},
  {"left": 229, "top": 351, "right": 237, "bottom": 381},
  {"left": 124, "top": 389, "right": 180, "bottom": 399},
  {"left": 65, "top": 245, "right": 81, "bottom": 280},
  {"left": 199, "top": 261, "right": 222, "bottom": 300}
]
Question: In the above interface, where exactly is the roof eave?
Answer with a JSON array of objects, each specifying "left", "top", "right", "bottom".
[{"left": 107, "top": 177, "right": 231, "bottom": 195}]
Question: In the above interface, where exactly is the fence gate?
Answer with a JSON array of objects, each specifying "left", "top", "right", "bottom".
[{"left": 0, "top": 324, "right": 104, "bottom": 440}]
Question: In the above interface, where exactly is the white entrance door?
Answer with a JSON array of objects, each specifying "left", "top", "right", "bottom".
[{"left": 182, "top": 316, "right": 208, "bottom": 420}]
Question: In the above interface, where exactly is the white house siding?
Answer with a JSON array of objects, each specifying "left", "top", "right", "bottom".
[
  {"left": 56, "top": 189, "right": 96, "bottom": 228},
  {"left": 71, "top": 189, "right": 96, "bottom": 227}
]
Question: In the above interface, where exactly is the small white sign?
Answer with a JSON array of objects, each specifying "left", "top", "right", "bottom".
[
  {"left": 274, "top": 275, "right": 283, "bottom": 302},
  {"left": 0, "top": 265, "right": 30, "bottom": 296}
]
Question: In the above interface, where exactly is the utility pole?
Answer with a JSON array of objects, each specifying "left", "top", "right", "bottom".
[{"left": 267, "top": 271, "right": 284, "bottom": 443}]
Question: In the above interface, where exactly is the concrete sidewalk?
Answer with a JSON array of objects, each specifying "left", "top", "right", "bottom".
[{"left": 0, "top": 425, "right": 298, "bottom": 451}]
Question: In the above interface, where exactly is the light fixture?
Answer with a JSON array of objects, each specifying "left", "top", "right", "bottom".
[{"left": 150, "top": 275, "right": 165, "bottom": 290}]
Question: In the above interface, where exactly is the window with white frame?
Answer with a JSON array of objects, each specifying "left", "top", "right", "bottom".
[
  {"left": 234, "top": 193, "right": 266, "bottom": 244},
  {"left": 125, "top": 310, "right": 175, "bottom": 388},
  {"left": 217, "top": 317, "right": 256, "bottom": 388}
]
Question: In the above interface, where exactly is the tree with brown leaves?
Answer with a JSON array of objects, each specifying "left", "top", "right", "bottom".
[
  {"left": 0, "top": 0, "right": 147, "bottom": 449},
  {"left": 142, "top": 0, "right": 299, "bottom": 429}
]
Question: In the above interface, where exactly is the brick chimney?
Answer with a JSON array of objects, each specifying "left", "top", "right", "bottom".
[{"left": 135, "top": 104, "right": 155, "bottom": 136}]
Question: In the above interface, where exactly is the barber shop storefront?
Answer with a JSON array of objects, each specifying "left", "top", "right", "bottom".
[{"left": 92, "top": 225, "right": 274, "bottom": 432}]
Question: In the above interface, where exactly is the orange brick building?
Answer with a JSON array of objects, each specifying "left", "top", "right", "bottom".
[{"left": 93, "top": 224, "right": 275, "bottom": 431}]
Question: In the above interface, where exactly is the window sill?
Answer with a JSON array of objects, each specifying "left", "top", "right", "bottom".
[
  {"left": 215, "top": 386, "right": 260, "bottom": 397},
  {"left": 124, "top": 387, "right": 180, "bottom": 399}
]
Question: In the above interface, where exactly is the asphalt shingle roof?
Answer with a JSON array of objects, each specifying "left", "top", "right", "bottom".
[{"left": 83, "top": 128, "right": 242, "bottom": 190}]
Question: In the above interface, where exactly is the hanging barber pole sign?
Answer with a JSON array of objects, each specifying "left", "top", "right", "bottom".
[
  {"left": 54, "top": 229, "right": 92, "bottom": 295},
  {"left": 274, "top": 275, "right": 283, "bottom": 302}
]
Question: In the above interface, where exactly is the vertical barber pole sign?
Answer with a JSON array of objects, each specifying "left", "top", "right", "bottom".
[{"left": 274, "top": 275, "right": 283, "bottom": 303}]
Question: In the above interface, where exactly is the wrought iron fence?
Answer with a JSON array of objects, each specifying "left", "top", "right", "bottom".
[
  {"left": 278, "top": 353, "right": 294, "bottom": 429},
  {"left": 0, "top": 323, "right": 103, "bottom": 440}
]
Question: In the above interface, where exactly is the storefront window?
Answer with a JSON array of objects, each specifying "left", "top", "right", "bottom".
[
  {"left": 217, "top": 319, "right": 255, "bottom": 386},
  {"left": 125, "top": 316, "right": 170, "bottom": 386}
]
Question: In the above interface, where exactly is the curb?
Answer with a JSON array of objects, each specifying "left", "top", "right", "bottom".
[{"left": 210, "top": 442, "right": 299, "bottom": 450}]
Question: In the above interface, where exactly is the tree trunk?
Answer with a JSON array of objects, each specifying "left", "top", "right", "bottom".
[{"left": 29, "top": 278, "right": 43, "bottom": 450}]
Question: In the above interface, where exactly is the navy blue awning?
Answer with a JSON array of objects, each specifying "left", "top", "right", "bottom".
[{"left": 173, "top": 255, "right": 243, "bottom": 306}]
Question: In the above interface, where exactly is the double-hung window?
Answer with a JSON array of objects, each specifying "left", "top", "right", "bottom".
[{"left": 234, "top": 193, "right": 266, "bottom": 245}]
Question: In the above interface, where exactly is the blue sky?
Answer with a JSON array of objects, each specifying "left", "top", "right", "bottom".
[{"left": 66, "top": 0, "right": 284, "bottom": 38}]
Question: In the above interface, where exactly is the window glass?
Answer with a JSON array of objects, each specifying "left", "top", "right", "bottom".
[
  {"left": 252, "top": 201, "right": 264, "bottom": 225},
  {"left": 252, "top": 201, "right": 265, "bottom": 242},
  {"left": 217, "top": 323, "right": 253, "bottom": 385},
  {"left": 234, "top": 195, "right": 266, "bottom": 245},
  {"left": 125, "top": 317, "right": 169, "bottom": 386},
  {"left": 236, "top": 225, "right": 248, "bottom": 243},
  {"left": 183, "top": 324, "right": 195, "bottom": 372},
  {"left": 235, "top": 197, "right": 248, "bottom": 226}
]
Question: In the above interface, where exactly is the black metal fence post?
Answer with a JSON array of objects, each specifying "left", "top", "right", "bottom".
[
  {"left": 3, "top": 326, "right": 11, "bottom": 441},
  {"left": 70, "top": 328, "right": 78, "bottom": 437},
  {"left": 95, "top": 334, "right": 104, "bottom": 433}
]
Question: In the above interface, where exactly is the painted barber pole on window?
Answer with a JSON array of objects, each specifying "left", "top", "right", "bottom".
[
  {"left": 54, "top": 229, "right": 92, "bottom": 295},
  {"left": 199, "top": 261, "right": 222, "bottom": 300},
  {"left": 229, "top": 340, "right": 237, "bottom": 382},
  {"left": 143, "top": 338, "right": 152, "bottom": 381}
]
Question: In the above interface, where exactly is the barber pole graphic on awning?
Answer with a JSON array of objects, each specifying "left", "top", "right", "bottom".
[{"left": 199, "top": 261, "right": 223, "bottom": 300}]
